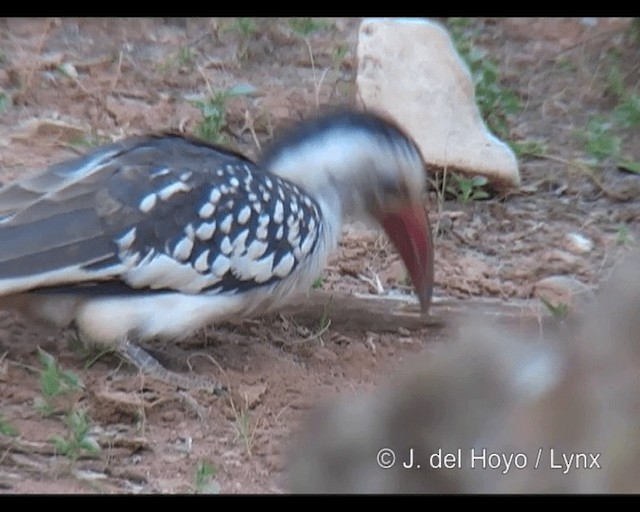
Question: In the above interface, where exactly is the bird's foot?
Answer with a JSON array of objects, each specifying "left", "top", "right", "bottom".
[{"left": 119, "top": 338, "right": 226, "bottom": 395}]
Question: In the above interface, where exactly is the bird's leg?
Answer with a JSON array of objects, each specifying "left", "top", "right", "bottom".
[{"left": 118, "top": 337, "right": 226, "bottom": 395}]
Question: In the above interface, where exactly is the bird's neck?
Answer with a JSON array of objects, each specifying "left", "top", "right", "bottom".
[{"left": 314, "top": 185, "right": 345, "bottom": 255}]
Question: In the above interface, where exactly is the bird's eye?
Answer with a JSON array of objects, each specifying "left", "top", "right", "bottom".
[
  {"left": 380, "top": 177, "right": 399, "bottom": 195},
  {"left": 380, "top": 178, "right": 407, "bottom": 199}
]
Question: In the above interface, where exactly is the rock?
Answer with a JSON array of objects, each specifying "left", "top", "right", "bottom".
[
  {"left": 288, "top": 322, "right": 561, "bottom": 493},
  {"left": 533, "top": 275, "right": 595, "bottom": 315},
  {"left": 0, "top": 355, "right": 7, "bottom": 382},
  {"left": 564, "top": 232, "right": 593, "bottom": 255},
  {"left": 236, "top": 382, "right": 267, "bottom": 409},
  {"left": 9, "top": 118, "right": 89, "bottom": 144},
  {"left": 288, "top": 251, "right": 640, "bottom": 493},
  {"left": 92, "top": 390, "right": 144, "bottom": 423},
  {"left": 379, "top": 258, "right": 408, "bottom": 285},
  {"left": 356, "top": 18, "right": 520, "bottom": 189}
]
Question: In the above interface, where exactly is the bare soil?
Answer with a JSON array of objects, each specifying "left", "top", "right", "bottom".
[{"left": 0, "top": 17, "right": 638, "bottom": 493}]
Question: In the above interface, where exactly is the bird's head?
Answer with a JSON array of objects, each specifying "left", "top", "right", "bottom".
[{"left": 260, "top": 110, "right": 434, "bottom": 312}]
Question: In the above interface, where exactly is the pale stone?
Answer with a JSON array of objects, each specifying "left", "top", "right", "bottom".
[
  {"left": 237, "top": 382, "right": 268, "bottom": 409},
  {"left": 8, "top": 117, "right": 90, "bottom": 143},
  {"left": 356, "top": 18, "right": 520, "bottom": 189},
  {"left": 533, "top": 275, "right": 595, "bottom": 315},
  {"left": 565, "top": 232, "right": 593, "bottom": 255}
]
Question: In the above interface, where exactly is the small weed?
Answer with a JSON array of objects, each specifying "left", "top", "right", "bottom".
[
  {"left": 0, "top": 90, "right": 9, "bottom": 113},
  {"left": 32, "top": 348, "right": 100, "bottom": 467},
  {"left": 615, "top": 224, "right": 635, "bottom": 246},
  {"left": 318, "top": 301, "right": 332, "bottom": 333},
  {"left": 176, "top": 46, "right": 196, "bottom": 68},
  {"left": 540, "top": 297, "right": 569, "bottom": 322},
  {"left": 332, "top": 43, "right": 348, "bottom": 70},
  {"left": 308, "top": 296, "right": 333, "bottom": 346},
  {"left": 512, "top": 139, "right": 549, "bottom": 158},
  {"left": 618, "top": 159, "right": 640, "bottom": 174},
  {"left": 157, "top": 46, "right": 197, "bottom": 72},
  {"left": 68, "top": 135, "right": 108, "bottom": 149},
  {"left": 193, "top": 85, "right": 253, "bottom": 144},
  {"left": 231, "top": 405, "right": 257, "bottom": 457},
  {"left": 613, "top": 92, "right": 640, "bottom": 129},
  {"left": 629, "top": 18, "right": 640, "bottom": 45},
  {"left": 226, "top": 18, "right": 258, "bottom": 61},
  {"left": 34, "top": 348, "right": 84, "bottom": 417},
  {"left": 608, "top": 60, "right": 640, "bottom": 126},
  {"left": 0, "top": 414, "right": 18, "bottom": 437},
  {"left": 472, "top": 57, "right": 521, "bottom": 141},
  {"left": 607, "top": 63, "right": 626, "bottom": 98},
  {"left": 287, "top": 18, "right": 335, "bottom": 111},
  {"left": 229, "top": 17, "right": 257, "bottom": 39},
  {"left": 446, "top": 173, "right": 490, "bottom": 204},
  {"left": 447, "top": 18, "right": 522, "bottom": 142},
  {"left": 311, "top": 276, "right": 324, "bottom": 290},
  {"left": 555, "top": 55, "right": 577, "bottom": 72},
  {"left": 195, "top": 92, "right": 228, "bottom": 143},
  {"left": 287, "top": 18, "right": 332, "bottom": 39},
  {"left": 575, "top": 117, "right": 622, "bottom": 162},
  {"left": 574, "top": 58, "right": 640, "bottom": 170},
  {"left": 192, "top": 460, "right": 221, "bottom": 494},
  {"left": 50, "top": 407, "right": 101, "bottom": 463}
]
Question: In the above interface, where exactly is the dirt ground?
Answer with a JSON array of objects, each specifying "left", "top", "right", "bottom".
[{"left": 0, "top": 17, "right": 638, "bottom": 493}]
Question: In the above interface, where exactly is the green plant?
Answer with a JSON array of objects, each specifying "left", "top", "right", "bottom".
[
  {"left": 287, "top": 18, "right": 332, "bottom": 38},
  {"left": 157, "top": 45, "right": 197, "bottom": 72},
  {"left": 193, "top": 85, "right": 251, "bottom": 144},
  {"left": 226, "top": 18, "right": 258, "bottom": 61},
  {"left": 447, "top": 18, "right": 522, "bottom": 142},
  {"left": 618, "top": 159, "right": 640, "bottom": 174},
  {"left": 309, "top": 295, "right": 333, "bottom": 346},
  {"left": 34, "top": 348, "right": 84, "bottom": 417},
  {"left": 512, "top": 139, "right": 549, "bottom": 158},
  {"left": 192, "top": 460, "right": 221, "bottom": 494},
  {"left": 0, "top": 90, "right": 9, "bottom": 113},
  {"left": 287, "top": 18, "right": 334, "bottom": 111},
  {"left": 175, "top": 46, "right": 196, "bottom": 68},
  {"left": 629, "top": 18, "right": 640, "bottom": 45},
  {"left": 229, "top": 18, "right": 257, "bottom": 39},
  {"left": 561, "top": 53, "right": 639, "bottom": 175},
  {"left": 68, "top": 135, "right": 109, "bottom": 150},
  {"left": 575, "top": 117, "right": 621, "bottom": 163},
  {"left": 311, "top": 276, "right": 324, "bottom": 289},
  {"left": 195, "top": 92, "right": 227, "bottom": 143},
  {"left": 50, "top": 407, "right": 101, "bottom": 463},
  {"left": 614, "top": 92, "right": 640, "bottom": 129},
  {"left": 607, "top": 63, "right": 626, "bottom": 98},
  {"left": 31, "top": 348, "right": 100, "bottom": 466},
  {"left": 232, "top": 405, "right": 257, "bottom": 457},
  {"left": 606, "top": 61, "right": 640, "bottom": 129},
  {"left": 555, "top": 55, "right": 577, "bottom": 72},
  {"left": 615, "top": 224, "right": 635, "bottom": 246},
  {"left": 0, "top": 414, "right": 18, "bottom": 437},
  {"left": 317, "top": 300, "right": 332, "bottom": 333},
  {"left": 540, "top": 297, "right": 569, "bottom": 322},
  {"left": 446, "top": 173, "right": 490, "bottom": 203},
  {"left": 332, "top": 43, "right": 348, "bottom": 69}
]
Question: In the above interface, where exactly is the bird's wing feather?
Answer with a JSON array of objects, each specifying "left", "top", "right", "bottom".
[{"left": 0, "top": 134, "right": 321, "bottom": 296}]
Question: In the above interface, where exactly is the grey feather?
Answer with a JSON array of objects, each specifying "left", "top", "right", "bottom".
[{"left": 0, "top": 134, "right": 321, "bottom": 296}]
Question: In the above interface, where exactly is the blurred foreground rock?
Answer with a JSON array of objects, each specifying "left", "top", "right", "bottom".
[{"left": 288, "top": 252, "right": 640, "bottom": 493}]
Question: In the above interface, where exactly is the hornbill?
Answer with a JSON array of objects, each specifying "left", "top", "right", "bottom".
[{"left": 0, "top": 109, "right": 434, "bottom": 391}]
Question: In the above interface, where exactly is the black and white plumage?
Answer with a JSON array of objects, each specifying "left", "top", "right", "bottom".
[{"left": 0, "top": 110, "right": 434, "bottom": 348}]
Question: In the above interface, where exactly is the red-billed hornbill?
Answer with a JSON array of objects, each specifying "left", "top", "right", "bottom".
[{"left": 0, "top": 110, "right": 434, "bottom": 390}]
